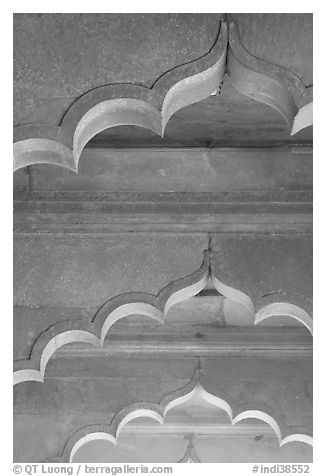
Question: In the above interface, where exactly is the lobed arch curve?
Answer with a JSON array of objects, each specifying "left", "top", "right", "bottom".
[
  {"left": 13, "top": 250, "right": 312, "bottom": 386},
  {"left": 13, "top": 17, "right": 313, "bottom": 173},
  {"left": 13, "top": 21, "right": 227, "bottom": 172},
  {"left": 227, "top": 20, "right": 313, "bottom": 134},
  {"left": 42, "top": 367, "right": 312, "bottom": 463}
]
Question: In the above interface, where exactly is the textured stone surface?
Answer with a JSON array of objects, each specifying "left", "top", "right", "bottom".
[
  {"left": 13, "top": 13, "right": 313, "bottom": 464},
  {"left": 14, "top": 13, "right": 220, "bottom": 125},
  {"left": 13, "top": 167, "right": 29, "bottom": 191},
  {"left": 72, "top": 434, "right": 312, "bottom": 464},
  {"left": 211, "top": 234, "right": 312, "bottom": 302},
  {"left": 13, "top": 232, "right": 312, "bottom": 360},
  {"left": 25, "top": 147, "right": 312, "bottom": 192},
  {"left": 16, "top": 234, "right": 312, "bottom": 309},
  {"left": 13, "top": 189, "right": 313, "bottom": 237},
  {"left": 89, "top": 79, "right": 312, "bottom": 147},
  {"left": 13, "top": 14, "right": 313, "bottom": 148},
  {"left": 13, "top": 305, "right": 95, "bottom": 360},
  {"left": 232, "top": 13, "right": 313, "bottom": 87},
  {"left": 13, "top": 233, "right": 207, "bottom": 308},
  {"left": 14, "top": 414, "right": 313, "bottom": 463},
  {"left": 13, "top": 355, "right": 312, "bottom": 462}
]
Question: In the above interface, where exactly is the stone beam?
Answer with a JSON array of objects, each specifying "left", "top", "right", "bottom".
[{"left": 14, "top": 147, "right": 312, "bottom": 193}]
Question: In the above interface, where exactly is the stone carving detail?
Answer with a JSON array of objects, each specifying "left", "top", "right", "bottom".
[
  {"left": 13, "top": 250, "right": 313, "bottom": 385},
  {"left": 177, "top": 436, "right": 201, "bottom": 463},
  {"left": 227, "top": 20, "right": 312, "bottom": 135},
  {"left": 13, "top": 15, "right": 313, "bottom": 172},
  {"left": 13, "top": 21, "right": 227, "bottom": 172},
  {"left": 43, "top": 365, "right": 312, "bottom": 463}
]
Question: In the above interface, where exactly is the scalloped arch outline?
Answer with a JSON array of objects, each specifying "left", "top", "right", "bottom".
[
  {"left": 13, "top": 250, "right": 313, "bottom": 386},
  {"left": 227, "top": 21, "right": 313, "bottom": 134},
  {"left": 44, "top": 368, "right": 312, "bottom": 463},
  {"left": 13, "top": 22, "right": 227, "bottom": 173},
  {"left": 13, "top": 17, "right": 313, "bottom": 173}
]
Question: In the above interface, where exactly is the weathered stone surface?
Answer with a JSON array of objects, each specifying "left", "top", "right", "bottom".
[
  {"left": 195, "top": 437, "right": 312, "bottom": 463},
  {"left": 14, "top": 412, "right": 313, "bottom": 463},
  {"left": 14, "top": 414, "right": 313, "bottom": 463},
  {"left": 13, "top": 233, "right": 312, "bottom": 360},
  {"left": 14, "top": 303, "right": 312, "bottom": 362},
  {"left": 231, "top": 14, "right": 312, "bottom": 87},
  {"left": 13, "top": 13, "right": 313, "bottom": 465},
  {"left": 90, "top": 79, "right": 312, "bottom": 147},
  {"left": 13, "top": 167, "right": 29, "bottom": 192},
  {"left": 13, "top": 233, "right": 207, "bottom": 308},
  {"left": 13, "top": 14, "right": 313, "bottom": 146},
  {"left": 72, "top": 435, "right": 313, "bottom": 464},
  {"left": 14, "top": 413, "right": 111, "bottom": 463},
  {"left": 13, "top": 355, "right": 312, "bottom": 462},
  {"left": 14, "top": 355, "right": 312, "bottom": 415},
  {"left": 13, "top": 305, "right": 95, "bottom": 360},
  {"left": 14, "top": 13, "right": 221, "bottom": 125},
  {"left": 26, "top": 147, "right": 312, "bottom": 192},
  {"left": 211, "top": 234, "right": 312, "bottom": 303},
  {"left": 13, "top": 190, "right": 313, "bottom": 236}
]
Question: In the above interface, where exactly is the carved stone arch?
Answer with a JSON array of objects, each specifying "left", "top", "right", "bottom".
[
  {"left": 227, "top": 16, "right": 313, "bottom": 135},
  {"left": 13, "top": 249, "right": 312, "bottom": 385},
  {"left": 210, "top": 249, "right": 313, "bottom": 334},
  {"left": 42, "top": 366, "right": 312, "bottom": 463},
  {"left": 13, "top": 14, "right": 313, "bottom": 172},
  {"left": 13, "top": 20, "right": 228, "bottom": 172},
  {"left": 13, "top": 252, "right": 209, "bottom": 385}
]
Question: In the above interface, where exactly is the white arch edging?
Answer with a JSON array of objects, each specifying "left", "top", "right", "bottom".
[
  {"left": 68, "top": 381, "right": 313, "bottom": 462},
  {"left": 13, "top": 330, "right": 101, "bottom": 385},
  {"left": 13, "top": 269, "right": 312, "bottom": 386},
  {"left": 291, "top": 102, "right": 313, "bottom": 135},
  {"left": 255, "top": 303, "right": 313, "bottom": 335}
]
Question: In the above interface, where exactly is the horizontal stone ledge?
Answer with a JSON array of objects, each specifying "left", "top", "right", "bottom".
[
  {"left": 13, "top": 214, "right": 312, "bottom": 234},
  {"left": 52, "top": 343, "right": 312, "bottom": 358},
  {"left": 14, "top": 146, "right": 312, "bottom": 193},
  {"left": 13, "top": 190, "right": 313, "bottom": 203},
  {"left": 12, "top": 417, "right": 275, "bottom": 437},
  {"left": 13, "top": 191, "right": 312, "bottom": 234},
  {"left": 52, "top": 327, "right": 312, "bottom": 359},
  {"left": 100, "top": 422, "right": 275, "bottom": 437},
  {"left": 13, "top": 201, "right": 312, "bottom": 215}
]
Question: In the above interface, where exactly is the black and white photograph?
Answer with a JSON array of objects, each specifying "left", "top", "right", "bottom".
[{"left": 11, "top": 8, "right": 315, "bottom": 472}]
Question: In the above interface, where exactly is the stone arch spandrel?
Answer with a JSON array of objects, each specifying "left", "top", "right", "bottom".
[
  {"left": 14, "top": 245, "right": 312, "bottom": 385},
  {"left": 210, "top": 235, "right": 312, "bottom": 312},
  {"left": 14, "top": 233, "right": 208, "bottom": 361},
  {"left": 14, "top": 251, "right": 209, "bottom": 384},
  {"left": 13, "top": 18, "right": 227, "bottom": 172},
  {"left": 14, "top": 353, "right": 312, "bottom": 462},
  {"left": 227, "top": 15, "right": 312, "bottom": 134},
  {"left": 36, "top": 365, "right": 312, "bottom": 463}
]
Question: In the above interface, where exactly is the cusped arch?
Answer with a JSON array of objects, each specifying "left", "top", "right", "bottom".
[
  {"left": 13, "top": 20, "right": 228, "bottom": 172},
  {"left": 210, "top": 253, "right": 313, "bottom": 333},
  {"left": 291, "top": 101, "right": 313, "bottom": 136},
  {"left": 227, "top": 20, "right": 313, "bottom": 134},
  {"left": 72, "top": 98, "right": 163, "bottom": 170},
  {"left": 13, "top": 249, "right": 312, "bottom": 385},
  {"left": 13, "top": 252, "right": 210, "bottom": 385},
  {"left": 45, "top": 368, "right": 312, "bottom": 463},
  {"left": 13, "top": 138, "right": 75, "bottom": 172},
  {"left": 14, "top": 17, "right": 313, "bottom": 173},
  {"left": 255, "top": 302, "right": 313, "bottom": 334}
]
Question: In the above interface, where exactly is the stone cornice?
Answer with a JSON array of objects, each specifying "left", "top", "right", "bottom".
[
  {"left": 52, "top": 327, "right": 312, "bottom": 359},
  {"left": 14, "top": 190, "right": 312, "bottom": 234}
]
